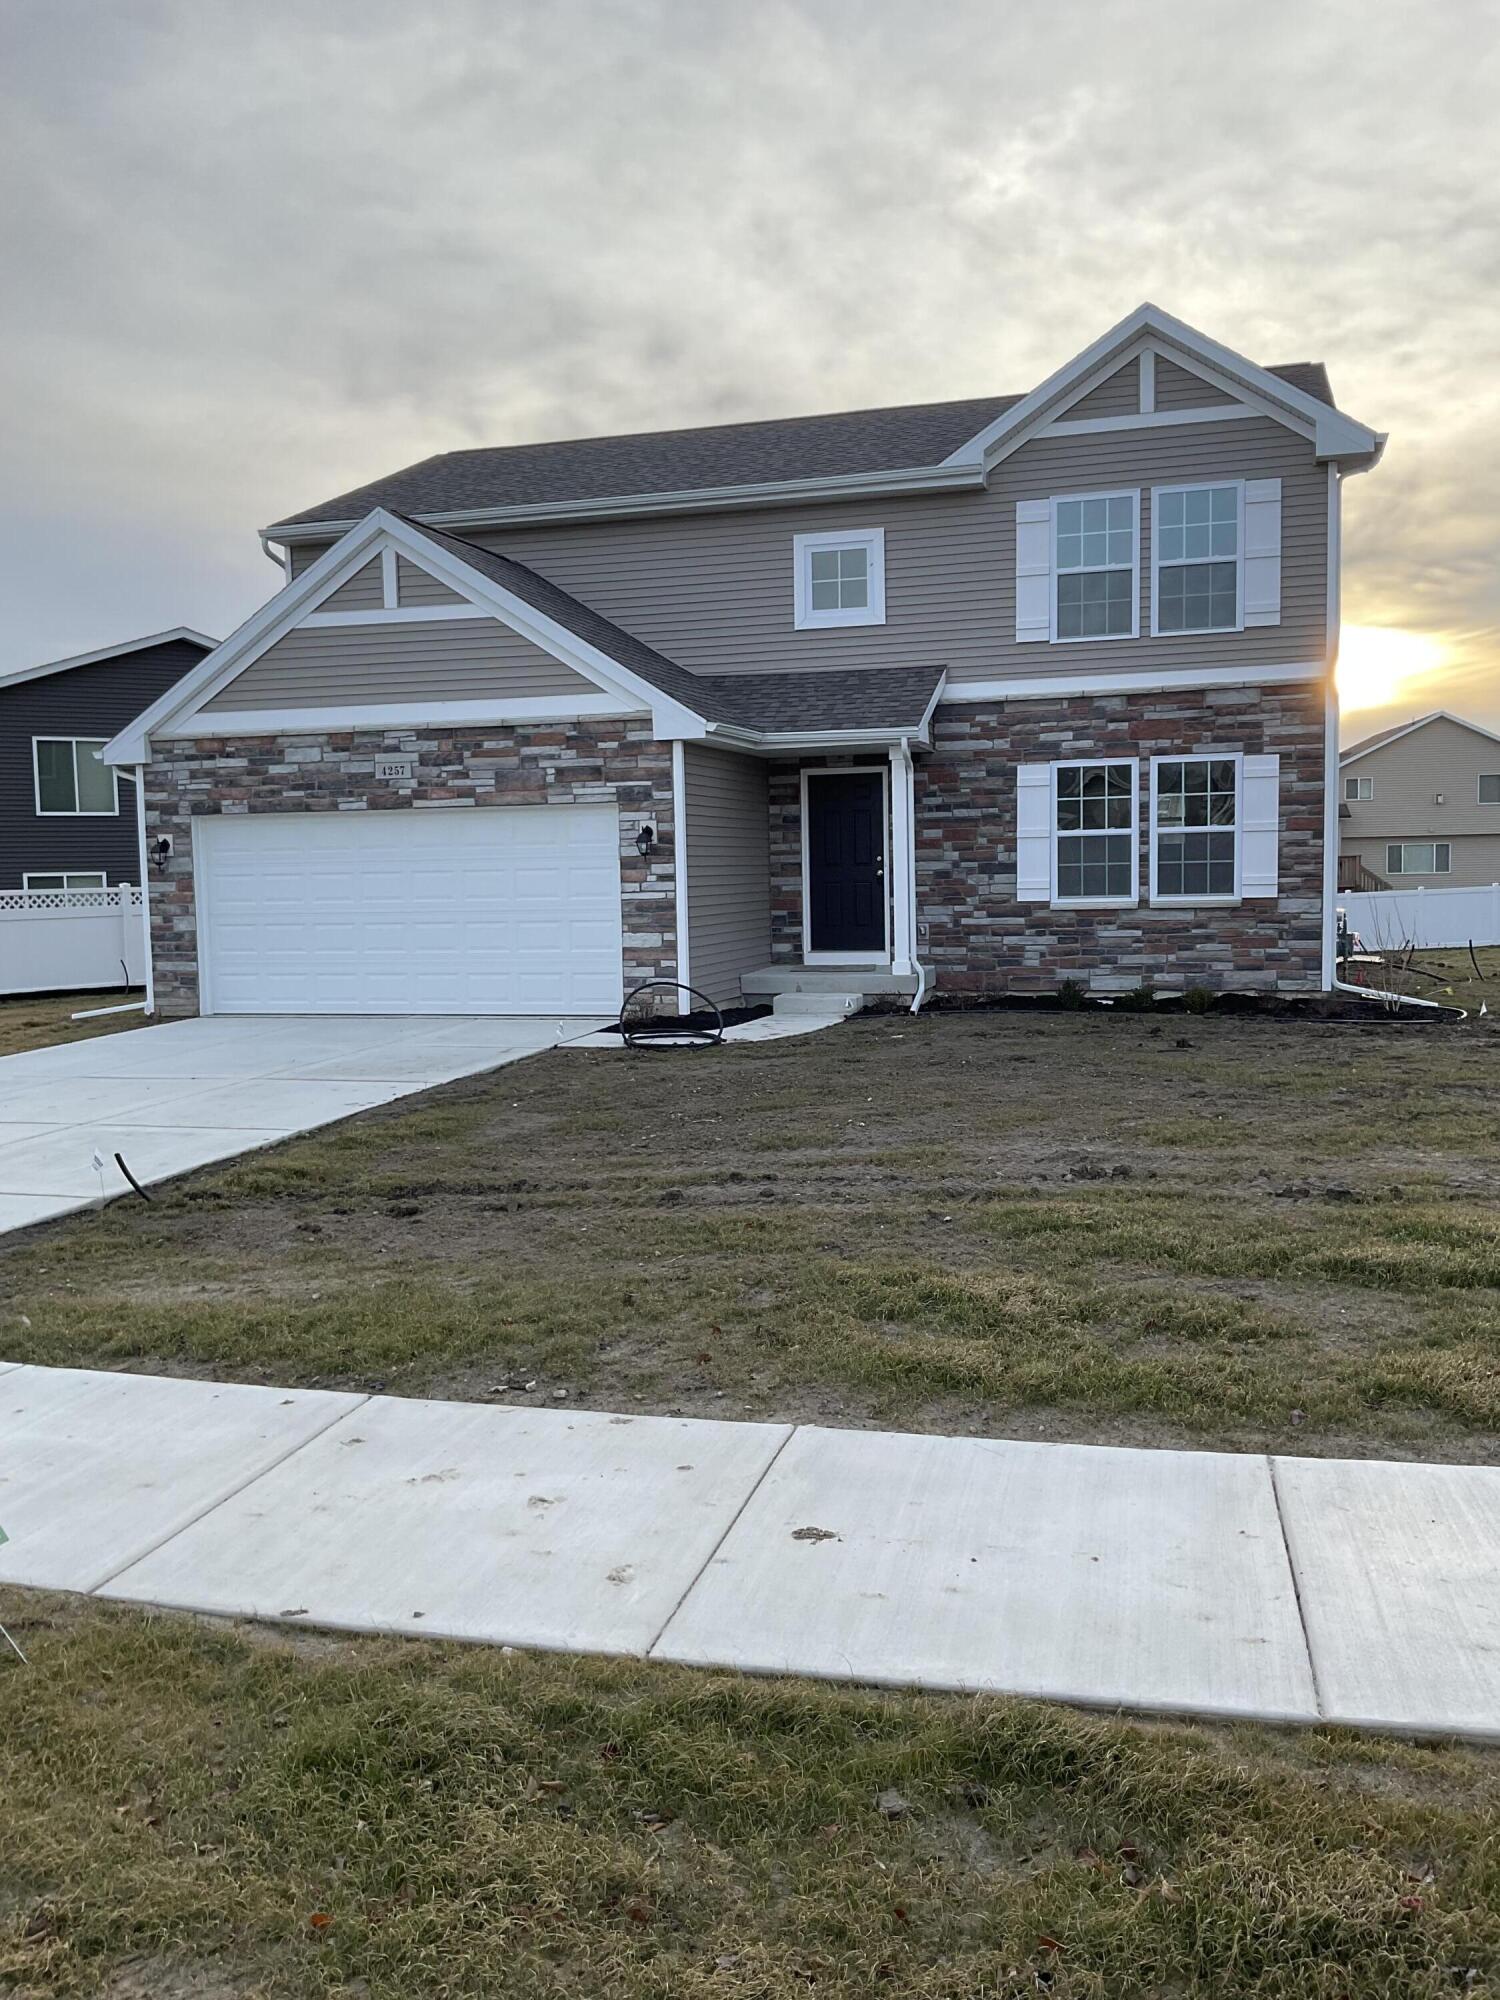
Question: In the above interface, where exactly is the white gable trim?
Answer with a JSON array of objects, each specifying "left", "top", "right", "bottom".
[
  {"left": 941, "top": 304, "right": 1381, "bottom": 468},
  {"left": 1339, "top": 710, "right": 1500, "bottom": 767},
  {"left": 102, "top": 509, "right": 706, "bottom": 763}
]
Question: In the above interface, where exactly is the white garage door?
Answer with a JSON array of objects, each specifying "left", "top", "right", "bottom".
[{"left": 196, "top": 806, "right": 624, "bottom": 1015}]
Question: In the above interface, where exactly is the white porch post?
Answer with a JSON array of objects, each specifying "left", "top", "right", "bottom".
[{"left": 889, "top": 743, "right": 916, "bottom": 976}]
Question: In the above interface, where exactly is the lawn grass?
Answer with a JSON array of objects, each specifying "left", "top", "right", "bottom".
[
  {"left": 0, "top": 990, "right": 147, "bottom": 1058},
  {"left": 1, "top": 1594, "right": 1496, "bottom": 1999},
  {"left": 3, "top": 1009, "right": 1500, "bottom": 1459}
]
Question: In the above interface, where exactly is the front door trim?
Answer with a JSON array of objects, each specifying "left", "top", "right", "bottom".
[{"left": 800, "top": 763, "right": 891, "bottom": 964}]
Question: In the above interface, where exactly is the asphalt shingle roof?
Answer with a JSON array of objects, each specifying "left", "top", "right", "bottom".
[
  {"left": 411, "top": 518, "right": 944, "bottom": 735},
  {"left": 273, "top": 363, "right": 1333, "bottom": 531}
]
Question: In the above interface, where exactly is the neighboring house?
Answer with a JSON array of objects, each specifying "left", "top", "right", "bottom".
[
  {"left": 1340, "top": 712, "right": 1500, "bottom": 891},
  {"left": 103, "top": 304, "right": 1383, "bottom": 1020},
  {"left": 1, "top": 630, "right": 216, "bottom": 891}
]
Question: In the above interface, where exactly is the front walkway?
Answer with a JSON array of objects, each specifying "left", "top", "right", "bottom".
[
  {"left": 2, "top": 1363, "right": 1496, "bottom": 1741},
  {"left": 0, "top": 1014, "right": 614, "bottom": 1236}
]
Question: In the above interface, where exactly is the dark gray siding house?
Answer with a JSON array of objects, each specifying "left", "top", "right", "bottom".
[{"left": 0, "top": 631, "right": 215, "bottom": 890}]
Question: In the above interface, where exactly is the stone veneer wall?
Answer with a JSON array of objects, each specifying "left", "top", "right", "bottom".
[
  {"left": 144, "top": 722, "right": 677, "bottom": 1017},
  {"left": 770, "top": 679, "right": 1328, "bottom": 994}
]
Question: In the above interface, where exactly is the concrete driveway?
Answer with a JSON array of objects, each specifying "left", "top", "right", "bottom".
[{"left": 0, "top": 1013, "right": 610, "bottom": 1236}]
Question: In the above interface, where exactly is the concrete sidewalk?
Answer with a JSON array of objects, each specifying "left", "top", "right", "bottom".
[{"left": 2, "top": 1362, "right": 1496, "bottom": 1740}]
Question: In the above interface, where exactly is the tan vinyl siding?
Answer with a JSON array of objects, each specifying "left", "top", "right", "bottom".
[
  {"left": 456, "top": 414, "right": 1324, "bottom": 684},
  {"left": 1343, "top": 832, "right": 1500, "bottom": 891},
  {"left": 397, "top": 557, "right": 467, "bottom": 607},
  {"left": 1064, "top": 359, "right": 1139, "bottom": 420},
  {"left": 1341, "top": 717, "right": 1500, "bottom": 839},
  {"left": 201, "top": 618, "right": 602, "bottom": 711},
  {"left": 683, "top": 745, "right": 771, "bottom": 1005},
  {"left": 1154, "top": 358, "right": 1238, "bottom": 409},
  {"left": 318, "top": 558, "right": 385, "bottom": 610},
  {"left": 281, "top": 413, "right": 1324, "bottom": 691},
  {"left": 289, "top": 543, "right": 321, "bottom": 580}
]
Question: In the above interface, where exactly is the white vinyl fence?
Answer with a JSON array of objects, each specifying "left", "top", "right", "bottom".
[
  {"left": 0, "top": 885, "right": 146, "bottom": 997},
  {"left": 1341, "top": 882, "right": 1500, "bottom": 952}
]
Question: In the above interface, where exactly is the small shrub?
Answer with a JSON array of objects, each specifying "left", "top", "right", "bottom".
[
  {"left": 1055, "top": 978, "right": 1088, "bottom": 1011},
  {"left": 1184, "top": 985, "right": 1216, "bottom": 1016},
  {"left": 1117, "top": 982, "right": 1158, "bottom": 1013}
]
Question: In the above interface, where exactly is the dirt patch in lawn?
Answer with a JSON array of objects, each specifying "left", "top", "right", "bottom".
[{"left": 3, "top": 1010, "right": 1499, "bottom": 1459}]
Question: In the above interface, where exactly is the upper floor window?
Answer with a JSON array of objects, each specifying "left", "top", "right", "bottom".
[
  {"left": 792, "top": 528, "right": 886, "bottom": 630},
  {"left": 1387, "top": 842, "right": 1450, "bottom": 875},
  {"left": 1153, "top": 484, "right": 1241, "bottom": 634},
  {"left": 34, "top": 738, "right": 116, "bottom": 816},
  {"left": 1152, "top": 757, "right": 1240, "bottom": 901},
  {"left": 1053, "top": 759, "right": 1137, "bottom": 904},
  {"left": 1053, "top": 493, "right": 1137, "bottom": 640},
  {"left": 1345, "top": 774, "right": 1373, "bottom": 801},
  {"left": 1480, "top": 774, "right": 1500, "bottom": 804}
]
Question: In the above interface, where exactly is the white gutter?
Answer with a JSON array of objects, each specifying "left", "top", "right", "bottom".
[
  {"left": 259, "top": 530, "right": 290, "bottom": 580},
  {"left": 263, "top": 461, "right": 986, "bottom": 547}
]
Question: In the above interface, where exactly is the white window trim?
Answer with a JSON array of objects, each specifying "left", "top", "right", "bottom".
[
  {"left": 800, "top": 763, "right": 892, "bottom": 963},
  {"left": 1148, "top": 753, "right": 1243, "bottom": 906},
  {"left": 1479, "top": 773, "right": 1500, "bottom": 804},
  {"left": 1386, "top": 842, "right": 1452, "bottom": 876},
  {"left": 1150, "top": 480, "right": 1245, "bottom": 637},
  {"left": 1050, "top": 756, "right": 1139, "bottom": 908},
  {"left": 1344, "top": 774, "right": 1373, "bottom": 801},
  {"left": 32, "top": 737, "right": 119, "bottom": 817},
  {"left": 792, "top": 528, "right": 886, "bottom": 630},
  {"left": 22, "top": 870, "right": 108, "bottom": 891},
  {"left": 1050, "top": 490, "right": 1140, "bottom": 644}
]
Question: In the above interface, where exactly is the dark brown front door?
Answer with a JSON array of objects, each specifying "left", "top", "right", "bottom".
[{"left": 807, "top": 771, "right": 886, "bottom": 954}]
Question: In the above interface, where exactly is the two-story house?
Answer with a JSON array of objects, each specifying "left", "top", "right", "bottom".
[
  {"left": 1, "top": 629, "right": 215, "bottom": 892},
  {"left": 1340, "top": 712, "right": 1500, "bottom": 891},
  {"left": 102, "top": 305, "right": 1383, "bottom": 1019}
]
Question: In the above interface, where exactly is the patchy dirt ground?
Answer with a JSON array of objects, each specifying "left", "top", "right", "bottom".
[
  {"left": 3, "top": 1006, "right": 1499, "bottom": 1460},
  {"left": 0, "top": 989, "right": 147, "bottom": 1058}
]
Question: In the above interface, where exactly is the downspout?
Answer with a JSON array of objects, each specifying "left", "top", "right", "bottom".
[
  {"left": 897, "top": 735, "right": 931, "bottom": 1013},
  {"left": 1321, "top": 465, "right": 1342, "bottom": 990},
  {"left": 259, "top": 530, "right": 290, "bottom": 582},
  {"left": 134, "top": 760, "right": 155, "bottom": 1016},
  {"left": 671, "top": 738, "right": 691, "bottom": 1009}
]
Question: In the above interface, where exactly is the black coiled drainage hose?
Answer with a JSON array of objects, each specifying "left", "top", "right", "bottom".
[{"left": 618, "top": 979, "right": 725, "bottom": 1050}]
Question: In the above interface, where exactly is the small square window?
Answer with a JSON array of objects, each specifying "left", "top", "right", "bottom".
[
  {"left": 794, "top": 531, "right": 885, "bottom": 628},
  {"left": 1480, "top": 774, "right": 1500, "bottom": 804},
  {"left": 1345, "top": 774, "right": 1373, "bottom": 801}
]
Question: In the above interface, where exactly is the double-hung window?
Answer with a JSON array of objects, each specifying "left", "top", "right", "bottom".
[
  {"left": 1152, "top": 757, "right": 1241, "bottom": 901},
  {"left": 34, "top": 738, "right": 116, "bottom": 815},
  {"left": 1053, "top": 760, "right": 1137, "bottom": 903},
  {"left": 1153, "top": 483, "right": 1242, "bottom": 634},
  {"left": 1344, "top": 774, "right": 1373, "bottom": 801},
  {"left": 1387, "top": 842, "right": 1451, "bottom": 875},
  {"left": 793, "top": 528, "right": 886, "bottom": 629},
  {"left": 1053, "top": 493, "right": 1137, "bottom": 640}
]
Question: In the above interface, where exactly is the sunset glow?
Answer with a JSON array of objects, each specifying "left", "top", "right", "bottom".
[{"left": 1336, "top": 625, "right": 1447, "bottom": 715}]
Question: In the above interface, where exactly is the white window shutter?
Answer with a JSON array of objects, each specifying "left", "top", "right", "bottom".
[
  {"left": 1242, "top": 478, "right": 1282, "bottom": 626},
  {"left": 1015, "top": 765, "right": 1053, "bottom": 899},
  {"left": 1240, "top": 753, "right": 1281, "bottom": 897},
  {"left": 1015, "top": 499, "right": 1052, "bottom": 642}
]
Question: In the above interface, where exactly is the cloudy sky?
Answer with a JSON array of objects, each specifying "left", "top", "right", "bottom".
[{"left": 2, "top": 1, "right": 1496, "bottom": 734}]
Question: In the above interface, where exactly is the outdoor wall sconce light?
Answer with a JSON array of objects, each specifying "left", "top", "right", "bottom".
[
  {"left": 150, "top": 835, "right": 174, "bottom": 873},
  {"left": 635, "top": 823, "right": 656, "bottom": 857}
]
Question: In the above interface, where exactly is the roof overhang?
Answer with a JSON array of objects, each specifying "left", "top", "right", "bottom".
[
  {"left": 264, "top": 462, "right": 986, "bottom": 547},
  {"left": 702, "top": 671, "right": 948, "bottom": 756},
  {"left": 102, "top": 510, "right": 708, "bottom": 765},
  {"left": 1340, "top": 710, "right": 1500, "bottom": 767},
  {"left": 941, "top": 303, "right": 1383, "bottom": 471},
  {"left": 0, "top": 627, "right": 217, "bottom": 694}
]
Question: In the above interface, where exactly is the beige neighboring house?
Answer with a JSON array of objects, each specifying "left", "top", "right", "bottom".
[{"left": 1340, "top": 711, "right": 1500, "bottom": 890}]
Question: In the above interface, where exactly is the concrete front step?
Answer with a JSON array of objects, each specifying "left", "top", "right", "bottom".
[
  {"left": 772, "top": 990, "right": 866, "bottom": 1017},
  {"left": 743, "top": 964, "right": 918, "bottom": 998}
]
